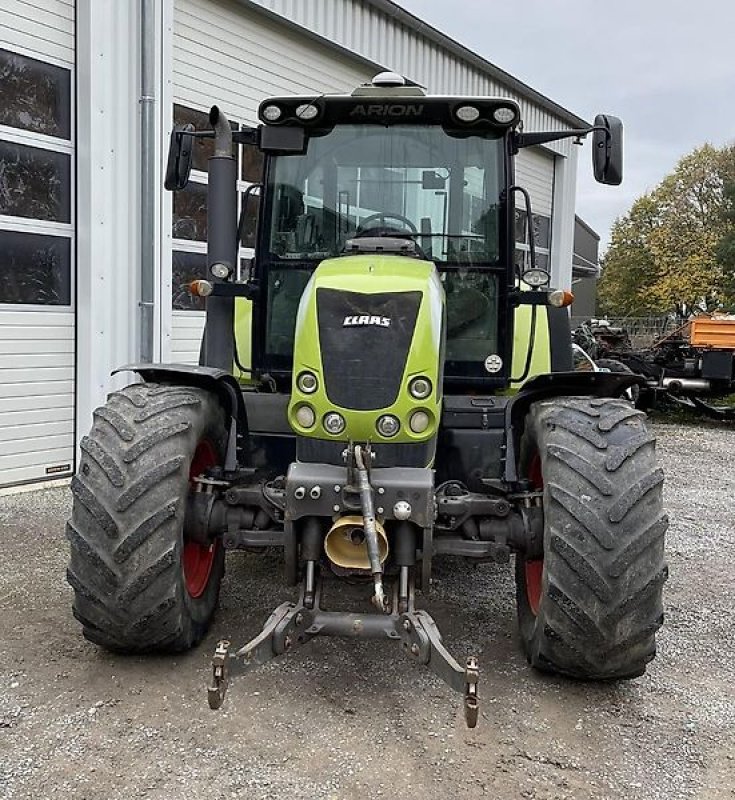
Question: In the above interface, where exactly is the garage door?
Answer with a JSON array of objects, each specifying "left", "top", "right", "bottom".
[
  {"left": 169, "top": 0, "right": 373, "bottom": 363},
  {"left": 515, "top": 146, "right": 555, "bottom": 274},
  {"left": 0, "top": 1, "right": 76, "bottom": 488}
]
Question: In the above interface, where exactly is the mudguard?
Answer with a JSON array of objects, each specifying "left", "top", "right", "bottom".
[
  {"left": 503, "top": 370, "right": 647, "bottom": 485},
  {"left": 113, "top": 363, "right": 250, "bottom": 468}
]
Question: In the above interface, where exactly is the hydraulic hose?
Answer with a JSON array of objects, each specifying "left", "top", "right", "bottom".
[{"left": 354, "top": 445, "right": 386, "bottom": 611}]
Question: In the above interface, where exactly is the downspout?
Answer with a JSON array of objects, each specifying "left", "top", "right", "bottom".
[{"left": 139, "top": 0, "right": 156, "bottom": 362}]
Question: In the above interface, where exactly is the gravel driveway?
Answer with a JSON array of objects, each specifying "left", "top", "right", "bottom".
[{"left": 1, "top": 419, "right": 734, "bottom": 799}]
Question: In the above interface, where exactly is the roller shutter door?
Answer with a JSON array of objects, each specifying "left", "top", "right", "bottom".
[
  {"left": 0, "top": 1, "right": 76, "bottom": 487},
  {"left": 515, "top": 147, "right": 555, "bottom": 273}
]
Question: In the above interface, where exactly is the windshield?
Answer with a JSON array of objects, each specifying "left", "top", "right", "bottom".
[{"left": 266, "top": 125, "right": 504, "bottom": 265}]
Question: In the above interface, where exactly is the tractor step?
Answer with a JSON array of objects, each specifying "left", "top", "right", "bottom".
[{"left": 207, "top": 576, "right": 479, "bottom": 727}]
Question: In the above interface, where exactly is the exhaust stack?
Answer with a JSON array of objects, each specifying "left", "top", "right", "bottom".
[{"left": 203, "top": 105, "right": 237, "bottom": 370}]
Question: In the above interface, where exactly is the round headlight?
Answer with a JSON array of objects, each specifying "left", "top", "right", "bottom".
[
  {"left": 210, "top": 262, "right": 232, "bottom": 280},
  {"left": 261, "top": 104, "right": 283, "bottom": 122},
  {"left": 409, "top": 410, "right": 431, "bottom": 434},
  {"left": 493, "top": 106, "right": 516, "bottom": 124},
  {"left": 455, "top": 105, "right": 480, "bottom": 123},
  {"left": 323, "top": 412, "right": 346, "bottom": 435},
  {"left": 296, "top": 103, "right": 319, "bottom": 121},
  {"left": 294, "top": 404, "right": 315, "bottom": 429},
  {"left": 409, "top": 377, "right": 432, "bottom": 400},
  {"left": 523, "top": 268, "right": 551, "bottom": 288},
  {"left": 297, "top": 371, "right": 318, "bottom": 394},
  {"left": 376, "top": 415, "right": 400, "bottom": 438}
]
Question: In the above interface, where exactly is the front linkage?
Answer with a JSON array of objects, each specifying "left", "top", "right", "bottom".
[
  {"left": 206, "top": 441, "right": 481, "bottom": 728},
  {"left": 208, "top": 576, "right": 479, "bottom": 728}
]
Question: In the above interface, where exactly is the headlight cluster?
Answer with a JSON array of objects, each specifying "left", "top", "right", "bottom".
[
  {"left": 259, "top": 102, "right": 322, "bottom": 124},
  {"left": 453, "top": 104, "right": 517, "bottom": 126},
  {"left": 293, "top": 371, "right": 435, "bottom": 438}
]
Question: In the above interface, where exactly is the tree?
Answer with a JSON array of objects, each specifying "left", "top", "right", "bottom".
[
  {"left": 715, "top": 147, "right": 735, "bottom": 305},
  {"left": 597, "top": 144, "right": 735, "bottom": 316}
]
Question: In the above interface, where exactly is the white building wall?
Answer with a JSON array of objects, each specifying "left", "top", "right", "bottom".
[{"left": 75, "top": 0, "right": 168, "bottom": 442}]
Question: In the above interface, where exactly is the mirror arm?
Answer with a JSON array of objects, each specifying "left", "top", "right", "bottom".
[{"left": 514, "top": 125, "right": 609, "bottom": 150}]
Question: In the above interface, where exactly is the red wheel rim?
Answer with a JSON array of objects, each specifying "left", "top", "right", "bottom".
[
  {"left": 183, "top": 439, "right": 218, "bottom": 599},
  {"left": 525, "top": 451, "right": 544, "bottom": 616}
]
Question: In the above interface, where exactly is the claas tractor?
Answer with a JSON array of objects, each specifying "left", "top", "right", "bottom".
[{"left": 67, "top": 72, "right": 668, "bottom": 727}]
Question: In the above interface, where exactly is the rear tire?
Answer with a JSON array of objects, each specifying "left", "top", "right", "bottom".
[
  {"left": 515, "top": 397, "right": 668, "bottom": 679},
  {"left": 67, "top": 383, "right": 227, "bottom": 652}
]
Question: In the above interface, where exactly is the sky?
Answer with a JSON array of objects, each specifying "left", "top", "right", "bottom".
[{"left": 396, "top": 0, "right": 735, "bottom": 250}]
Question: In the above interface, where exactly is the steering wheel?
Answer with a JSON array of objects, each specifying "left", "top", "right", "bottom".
[{"left": 356, "top": 212, "right": 418, "bottom": 237}]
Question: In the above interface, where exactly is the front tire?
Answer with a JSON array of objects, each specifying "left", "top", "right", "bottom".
[
  {"left": 67, "top": 383, "right": 227, "bottom": 652},
  {"left": 515, "top": 397, "right": 668, "bottom": 679}
]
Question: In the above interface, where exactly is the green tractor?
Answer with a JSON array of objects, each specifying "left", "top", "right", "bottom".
[{"left": 67, "top": 73, "right": 667, "bottom": 727}]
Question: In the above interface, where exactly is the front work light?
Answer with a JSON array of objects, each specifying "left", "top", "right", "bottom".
[
  {"left": 295, "top": 103, "right": 320, "bottom": 121},
  {"left": 493, "top": 106, "right": 516, "bottom": 124},
  {"left": 295, "top": 404, "right": 316, "bottom": 428},
  {"left": 409, "top": 377, "right": 432, "bottom": 399},
  {"left": 523, "top": 268, "right": 551, "bottom": 288},
  {"left": 376, "top": 415, "right": 400, "bottom": 438},
  {"left": 455, "top": 105, "right": 480, "bottom": 123},
  {"left": 297, "top": 371, "right": 318, "bottom": 394},
  {"left": 261, "top": 104, "right": 283, "bottom": 122},
  {"left": 323, "top": 412, "right": 346, "bottom": 435},
  {"left": 409, "top": 410, "right": 430, "bottom": 434}
]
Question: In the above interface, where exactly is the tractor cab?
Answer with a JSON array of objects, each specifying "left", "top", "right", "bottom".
[{"left": 252, "top": 75, "right": 516, "bottom": 389}]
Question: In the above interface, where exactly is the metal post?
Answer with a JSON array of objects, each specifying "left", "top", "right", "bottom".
[{"left": 139, "top": 0, "right": 156, "bottom": 362}]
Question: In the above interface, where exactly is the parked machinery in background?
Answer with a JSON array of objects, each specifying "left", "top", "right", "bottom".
[{"left": 573, "top": 317, "right": 735, "bottom": 418}]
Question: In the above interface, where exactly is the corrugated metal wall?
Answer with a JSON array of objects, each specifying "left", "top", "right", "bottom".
[
  {"left": 517, "top": 149, "right": 555, "bottom": 216},
  {"left": 174, "top": 0, "right": 371, "bottom": 122},
  {"left": 170, "top": 0, "right": 375, "bottom": 363},
  {"left": 246, "top": 0, "right": 575, "bottom": 157}
]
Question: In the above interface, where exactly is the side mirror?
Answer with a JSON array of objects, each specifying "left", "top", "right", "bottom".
[
  {"left": 164, "top": 123, "right": 194, "bottom": 191},
  {"left": 592, "top": 114, "right": 623, "bottom": 185}
]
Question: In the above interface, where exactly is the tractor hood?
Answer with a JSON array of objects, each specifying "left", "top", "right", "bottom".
[{"left": 288, "top": 254, "right": 445, "bottom": 451}]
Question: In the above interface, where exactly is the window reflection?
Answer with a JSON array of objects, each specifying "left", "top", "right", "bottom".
[
  {"left": 0, "top": 231, "right": 71, "bottom": 305},
  {"left": 172, "top": 182, "right": 207, "bottom": 241},
  {"left": 172, "top": 250, "right": 207, "bottom": 310},
  {"left": 0, "top": 141, "right": 71, "bottom": 223},
  {"left": 0, "top": 49, "right": 71, "bottom": 139}
]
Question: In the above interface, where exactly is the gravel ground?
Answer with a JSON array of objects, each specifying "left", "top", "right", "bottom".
[{"left": 1, "top": 419, "right": 734, "bottom": 800}]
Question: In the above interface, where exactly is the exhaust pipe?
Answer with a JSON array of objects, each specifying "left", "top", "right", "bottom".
[
  {"left": 203, "top": 105, "right": 237, "bottom": 370},
  {"left": 662, "top": 377, "right": 711, "bottom": 394}
]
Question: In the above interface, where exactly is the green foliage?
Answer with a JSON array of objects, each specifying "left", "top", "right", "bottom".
[{"left": 598, "top": 144, "right": 735, "bottom": 316}]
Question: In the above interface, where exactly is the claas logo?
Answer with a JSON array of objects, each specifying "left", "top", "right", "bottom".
[{"left": 342, "top": 315, "right": 392, "bottom": 328}]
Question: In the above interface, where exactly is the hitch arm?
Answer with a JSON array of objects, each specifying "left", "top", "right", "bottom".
[{"left": 398, "top": 610, "right": 479, "bottom": 728}]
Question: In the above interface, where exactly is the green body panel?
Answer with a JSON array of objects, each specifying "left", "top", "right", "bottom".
[
  {"left": 508, "top": 303, "right": 552, "bottom": 392},
  {"left": 233, "top": 298, "right": 254, "bottom": 382},
  {"left": 288, "top": 255, "right": 444, "bottom": 444}
]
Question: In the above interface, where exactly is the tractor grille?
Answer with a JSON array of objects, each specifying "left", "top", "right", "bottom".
[{"left": 316, "top": 288, "right": 422, "bottom": 410}]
